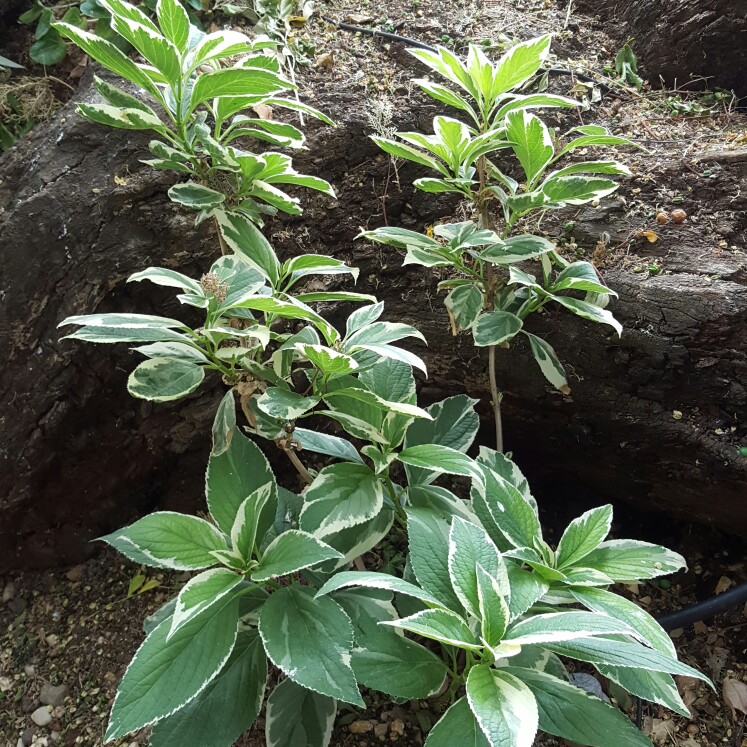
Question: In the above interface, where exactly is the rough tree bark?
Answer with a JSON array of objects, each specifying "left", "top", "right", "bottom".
[
  {"left": 578, "top": 0, "right": 747, "bottom": 96},
  {"left": 1, "top": 67, "right": 745, "bottom": 572}
]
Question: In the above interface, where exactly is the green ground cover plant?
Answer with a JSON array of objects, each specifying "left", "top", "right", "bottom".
[{"left": 54, "top": 5, "right": 709, "bottom": 744}]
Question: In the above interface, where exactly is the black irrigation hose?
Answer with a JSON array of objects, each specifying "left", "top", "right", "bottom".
[
  {"left": 321, "top": 15, "right": 616, "bottom": 93},
  {"left": 655, "top": 581, "right": 747, "bottom": 632},
  {"left": 320, "top": 15, "right": 437, "bottom": 51},
  {"left": 633, "top": 583, "right": 747, "bottom": 728}
]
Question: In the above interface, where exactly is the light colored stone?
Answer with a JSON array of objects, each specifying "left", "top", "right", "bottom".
[
  {"left": 390, "top": 719, "right": 405, "bottom": 736},
  {"left": 65, "top": 565, "right": 84, "bottom": 582},
  {"left": 30, "top": 707, "right": 52, "bottom": 727},
  {"left": 348, "top": 720, "right": 374, "bottom": 734},
  {"left": 2, "top": 581, "right": 15, "bottom": 603},
  {"left": 40, "top": 684, "right": 68, "bottom": 707},
  {"left": 23, "top": 664, "right": 35, "bottom": 677}
]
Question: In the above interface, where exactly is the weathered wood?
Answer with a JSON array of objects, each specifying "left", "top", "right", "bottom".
[
  {"left": 578, "top": 0, "right": 747, "bottom": 96},
  {"left": 1, "top": 69, "right": 745, "bottom": 572}
]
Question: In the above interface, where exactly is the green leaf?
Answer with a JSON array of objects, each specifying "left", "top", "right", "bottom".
[
  {"left": 448, "top": 517, "right": 507, "bottom": 619},
  {"left": 557, "top": 133, "right": 637, "bottom": 159},
  {"left": 466, "top": 665, "right": 538, "bottom": 747},
  {"left": 383, "top": 608, "right": 479, "bottom": 649},
  {"left": 546, "top": 160, "right": 631, "bottom": 179},
  {"left": 475, "top": 448, "right": 535, "bottom": 510},
  {"left": 127, "top": 357, "right": 204, "bottom": 402},
  {"left": 169, "top": 568, "right": 244, "bottom": 638},
  {"left": 551, "top": 295, "right": 623, "bottom": 336},
  {"left": 30, "top": 28, "right": 67, "bottom": 65},
  {"left": 493, "top": 93, "right": 577, "bottom": 120},
  {"left": 334, "top": 588, "right": 447, "bottom": 699},
  {"left": 211, "top": 389, "right": 236, "bottom": 457},
  {"left": 581, "top": 539, "right": 686, "bottom": 581},
  {"left": 472, "top": 465, "right": 542, "bottom": 550},
  {"left": 76, "top": 102, "right": 167, "bottom": 132},
  {"left": 293, "top": 427, "right": 364, "bottom": 464},
  {"left": 252, "top": 530, "right": 342, "bottom": 581},
  {"left": 472, "top": 311, "right": 523, "bottom": 347},
  {"left": 265, "top": 678, "right": 336, "bottom": 747},
  {"left": 445, "top": 284, "right": 483, "bottom": 330},
  {"left": 128, "top": 266, "right": 203, "bottom": 295},
  {"left": 556, "top": 505, "right": 613, "bottom": 569},
  {"left": 505, "top": 110, "right": 554, "bottom": 185},
  {"left": 414, "top": 77, "right": 476, "bottom": 116},
  {"left": 407, "top": 485, "right": 477, "bottom": 523},
  {"left": 300, "top": 463, "right": 383, "bottom": 538},
  {"left": 598, "top": 666, "right": 689, "bottom": 717},
  {"left": 190, "top": 67, "right": 290, "bottom": 109},
  {"left": 168, "top": 182, "right": 226, "bottom": 209},
  {"left": 407, "top": 508, "right": 464, "bottom": 612},
  {"left": 316, "top": 571, "right": 445, "bottom": 608},
  {"left": 206, "top": 429, "right": 276, "bottom": 536},
  {"left": 215, "top": 210, "right": 280, "bottom": 286},
  {"left": 149, "top": 631, "right": 267, "bottom": 747},
  {"left": 371, "top": 135, "right": 445, "bottom": 173},
  {"left": 504, "top": 611, "right": 639, "bottom": 646},
  {"left": 345, "top": 302, "right": 384, "bottom": 336},
  {"left": 502, "top": 667, "right": 653, "bottom": 747},
  {"left": 256, "top": 388, "right": 319, "bottom": 420},
  {"left": 426, "top": 697, "right": 490, "bottom": 747},
  {"left": 505, "top": 563, "right": 548, "bottom": 620},
  {"left": 259, "top": 585, "right": 363, "bottom": 705},
  {"left": 408, "top": 46, "right": 479, "bottom": 101},
  {"left": 230, "top": 482, "right": 274, "bottom": 562},
  {"left": 491, "top": 35, "right": 551, "bottom": 98},
  {"left": 155, "top": 0, "right": 189, "bottom": 50},
  {"left": 346, "top": 320, "right": 426, "bottom": 347},
  {"left": 476, "top": 564, "right": 510, "bottom": 647},
  {"left": 53, "top": 23, "right": 162, "bottom": 99},
  {"left": 542, "top": 175, "right": 619, "bottom": 205},
  {"left": 100, "top": 511, "right": 227, "bottom": 570},
  {"left": 552, "top": 261, "right": 616, "bottom": 296},
  {"left": 107, "top": 13, "right": 181, "bottom": 83},
  {"left": 105, "top": 596, "right": 239, "bottom": 740},
  {"left": 524, "top": 332, "right": 569, "bottom": 393},
  {"left": 570, "top": 587, "right": 675, "bottom": 657},
  {"left": 545, "top": 637, "right": 710, "bottom": 684},
  {"left": 480, "top": 234, "right": 555, "bottom": 265},
  {"left": 399, "top": 445, "right": 483, "bottom": 489}
]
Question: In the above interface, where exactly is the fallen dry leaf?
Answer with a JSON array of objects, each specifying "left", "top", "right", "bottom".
[
  {"left": 647, "top": 717, "right": 675, "bottom": 744},
  {"left": 714, "top": 575, "right": 733, "bottom": 594},
  {"left": 723, "top": 677, "right": 747, "bottom": 719},
  {"left": 252, "top": 103, "right": 273, "bottom": 120},
  {"left": 316, "top": 52, "right": 334, "bottom": 70}
]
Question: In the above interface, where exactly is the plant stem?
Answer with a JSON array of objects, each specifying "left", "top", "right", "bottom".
[
  {"left": 477, "top": 155, "right": 505, "bottom": 453},
  {"left": 285, "top": 447, "right": 313, "bottom": 485},
  {"left": 488, "top": 345, "right": 504, "bottom": 453}
]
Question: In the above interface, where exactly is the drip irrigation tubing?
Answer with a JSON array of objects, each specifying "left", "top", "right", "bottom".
[{"left": 655, "top": 581, "right": 747, "bottom": 632}]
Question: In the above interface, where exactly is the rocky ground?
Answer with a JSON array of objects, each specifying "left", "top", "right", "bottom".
[{"left": 1, "top": 0, "right": 746, "bottom": 745}]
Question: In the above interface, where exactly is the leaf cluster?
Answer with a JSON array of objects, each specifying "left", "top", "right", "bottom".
[{"left": 54, "top": 16, "right": 706, "bottom": 747}]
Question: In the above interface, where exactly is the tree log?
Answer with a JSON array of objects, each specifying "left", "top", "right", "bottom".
[
  {"left": 1, "top": 68, "right": 745, "bottom": 572},
  {"left": 578, "top": 0, "right": 747, "bottom": 96}
]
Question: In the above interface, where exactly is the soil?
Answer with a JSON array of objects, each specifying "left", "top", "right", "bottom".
[{"left": 1, "top": 0, "right": 747, "bottom": 744}]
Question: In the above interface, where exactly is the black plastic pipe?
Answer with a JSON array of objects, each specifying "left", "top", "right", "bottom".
[{"left": 656, "top": 581, "right": 747, "bottom": 631}]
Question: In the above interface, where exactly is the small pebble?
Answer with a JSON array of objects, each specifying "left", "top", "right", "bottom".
[
  {"left": 390, "top": 719, "right": 405, "bottom": 736},
  {"left": 374, "top": 722, "right": 388, "bottom": 740},
  {"left": 348, "top": 720, "right": 374, "bottom": 734},
  {"left": 2, "top": 581, "right": 15, "bottom": 603},
  {"left": 31, "top": 707, "right": 52, "bottom": 727},
  {"left": 24, "top": 664, "right": 36, "bottom": 677},
  {"left": 40, "top": 684, "right": 69, "bottom": 708},
  {"left": 65, "top": 566, "right": 84, "bottom": 582}
]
